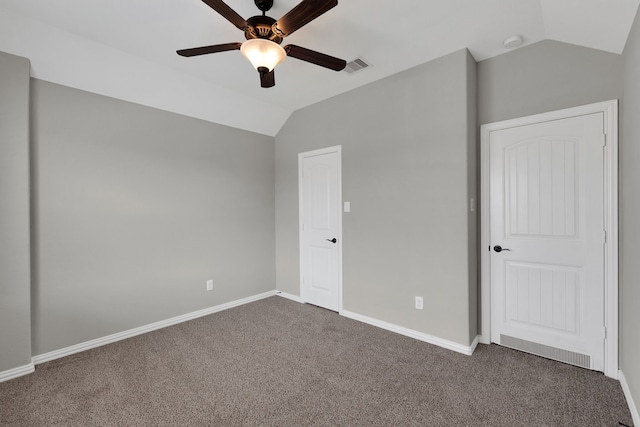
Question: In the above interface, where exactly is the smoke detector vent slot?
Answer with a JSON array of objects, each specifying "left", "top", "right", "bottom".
[{"left": 344, "top": 57, "right": 371, "bottom": 74}]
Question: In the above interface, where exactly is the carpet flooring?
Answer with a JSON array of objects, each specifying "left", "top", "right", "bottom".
[{"left": 0, "top": 296, "right": 633, "bottom": 426}]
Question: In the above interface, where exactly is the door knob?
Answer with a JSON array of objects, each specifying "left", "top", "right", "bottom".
[
  {"left": 326, "top": 238, "right": 337, "bottom": 244},
  {"left": 493, "top": 245, "right": 511, "bottom": 253}
]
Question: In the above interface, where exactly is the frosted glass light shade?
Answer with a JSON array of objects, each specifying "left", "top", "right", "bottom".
[{"left": 240, "top": 39, "right": 286, "bottom": 71}]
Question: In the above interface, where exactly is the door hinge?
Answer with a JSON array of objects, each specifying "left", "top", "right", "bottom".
[
  {"left": 602, "top": 326, "right": 607, "bottom": 340},
  {"left": 601, "top": 134, "right": 607, "bottom": 147},
  {"left": 603, "top": 230, "right": 607, "bottom": 243}
]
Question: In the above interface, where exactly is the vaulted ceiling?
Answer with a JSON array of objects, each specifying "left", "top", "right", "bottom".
[{"left": 1, "top": 0, "right": 638, "bottom": 136}]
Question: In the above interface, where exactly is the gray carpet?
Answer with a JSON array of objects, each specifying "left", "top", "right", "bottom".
[{"left": 0, "top": 296, "right": 633, "bottom": 426}]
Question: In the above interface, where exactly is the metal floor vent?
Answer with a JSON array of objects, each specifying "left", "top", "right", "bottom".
[
  {"left": 344, "top": 58, "right": 371, "bottom": 74},
  {"left": 500, "top": 335, "right": 591, "bottom": 369}
]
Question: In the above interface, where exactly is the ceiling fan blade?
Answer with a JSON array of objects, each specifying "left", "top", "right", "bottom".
[
  {"left": 177, "top": 42, "right": 242, "bottom": 57},
  {"left": 201, "top": 0, "right": 249, "bottom": 31},
  {"left": 273, "top": 0, "right": 338, "bottom": 37},
  {"left": 284, "top": 44, "right": 346, "bottom": 71},
  {"left": 258, "top": 67, "right": 275, "bottom": 88}
]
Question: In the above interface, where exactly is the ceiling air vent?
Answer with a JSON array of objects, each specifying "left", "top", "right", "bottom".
[{"left": 344, "top": 58, "right": 371, "bottom": 75}]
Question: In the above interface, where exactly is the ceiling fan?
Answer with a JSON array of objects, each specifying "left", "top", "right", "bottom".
[{"left": 177, "top": 0, "right": 347, "bottom": 88}]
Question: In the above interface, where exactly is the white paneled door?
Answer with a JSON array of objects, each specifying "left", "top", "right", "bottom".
[
  {"left": 490, "top": 113, "right": 605, "bottom": 371},
  {"left": 299, "top": 146, "right": 342, "bottom": 312}
]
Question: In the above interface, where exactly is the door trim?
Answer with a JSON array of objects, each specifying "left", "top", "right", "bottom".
[
  {"left": 479, "top": 100, "right": 619, "bottom": 378},
  {"left": 298, "top": 145, "right": 343, "bottom": 313}
]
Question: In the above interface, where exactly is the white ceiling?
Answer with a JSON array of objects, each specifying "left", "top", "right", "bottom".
[{"left": 1, "top": 0, "right": 638, "bottom": 136}]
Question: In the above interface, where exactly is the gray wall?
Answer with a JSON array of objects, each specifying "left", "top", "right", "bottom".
[
  {"left": 0, "top": 52, "right": 32, "bottom": 372},
  {"left": 622, "top": 6, "right": 640, "bottom": 416},
  {"left": 275, "top": 49, "right": 478, "bottom": 346},
  {"left": 31, "top": 80, "right": 275, "bottom": 355},
  {"left": 478, "top": 40, "right": 623, "bottom": 125}
]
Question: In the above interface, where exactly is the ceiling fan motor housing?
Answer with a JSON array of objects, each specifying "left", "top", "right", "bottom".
[{"left": 245, "top": 15, "right": 283, "bottom": 43}]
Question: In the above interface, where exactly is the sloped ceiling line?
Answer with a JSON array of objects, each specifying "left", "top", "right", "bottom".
[{"left": 0, "top": 0, "right": 637, "bottom": 136}]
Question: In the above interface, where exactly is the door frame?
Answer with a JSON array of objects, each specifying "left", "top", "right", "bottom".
[
  {"left": 479, "top": 100, "right": 619, "bottom": 378},
  {"left": 298, "top": 145, "right": 343, "bottom": 313}
]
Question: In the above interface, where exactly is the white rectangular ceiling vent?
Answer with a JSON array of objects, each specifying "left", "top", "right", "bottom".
[{"left": 344, "top": 58, "right": 371, "bottom": 75}]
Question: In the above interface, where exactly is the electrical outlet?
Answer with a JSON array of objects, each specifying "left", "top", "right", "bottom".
[
  {"left": 206, "top": 280, "right": 214, "bottom": 291},
  {"left": 415, "top": 296, "right": 423, "bottom": 310}
]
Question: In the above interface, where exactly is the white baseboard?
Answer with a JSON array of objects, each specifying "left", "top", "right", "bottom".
[
  {"left": 341, "top": 310, "right": 479, "bottom": 356},
  {"left": 276, "top": 296, "right": 480, "bottom": 355},
  {"left": 469, "top": 334, "right": 480, "bottom": 354},
  {"left": 0, "top": 363, "right": 35, "bottom": 383},
  {"left": 10, "top": 291, "right": 478, "bottom": 382},
  {"left": 32, "top": 290, "right": 276, "bottom": 365},
  {"left": 620, "top": 370, "right": 640, "bottom": 427},
  {"left": 275, "top": 290, "right": 304, "bottom": 303}
]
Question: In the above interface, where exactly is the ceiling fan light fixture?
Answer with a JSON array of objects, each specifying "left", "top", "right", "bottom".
[{"left": 240, "top": 39, "right": 286, "bottom": 71}]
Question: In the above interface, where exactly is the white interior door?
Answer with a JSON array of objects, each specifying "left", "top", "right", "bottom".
[
  {"left": 489, "top": 112, "right": 605, "bottom": 371},
  {"left": 299, "top": 146, "right": 342, "bottom": 312}
]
